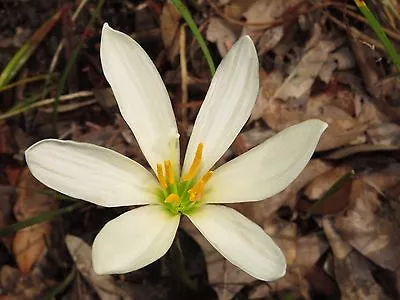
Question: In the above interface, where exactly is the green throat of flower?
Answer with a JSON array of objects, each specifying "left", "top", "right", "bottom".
[{"left": 155, "top": 143, "right": 213, "bottom": 215}]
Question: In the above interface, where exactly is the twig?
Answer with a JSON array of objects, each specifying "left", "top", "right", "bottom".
[
  {"left": 0, "top": 90, "right": 93, "bottom": 120},
  {"left": 326, "top": 13, "right": 385, "bottom": 51}
]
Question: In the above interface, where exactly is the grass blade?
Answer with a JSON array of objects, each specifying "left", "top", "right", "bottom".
[
  {"left": 170, "top": 0, "right": 216, "bottom": 75},
  {"left": 0, "top": 10, "right": 62, "bottom": 88},
  {"left": 52, "top": 0, "right": 105, "bottom": 134},
  {"left": 354, "top": 0, "right": 400, "bottom": 73},
  {"left": 0, "top": 202, "right": 84, "bottom": 237}
]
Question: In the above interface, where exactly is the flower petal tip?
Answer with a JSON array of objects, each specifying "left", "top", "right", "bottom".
[
  {"left": 307, "top": 119, "right": 329, "bottom": 134},
  {"left": 237, "top": 35, "right": 257, "bottom": 56}
]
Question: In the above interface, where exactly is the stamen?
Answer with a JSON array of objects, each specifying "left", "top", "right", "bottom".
[
  {"left": 183, "top": 143, "right": 204, "bottom": 181},
  {"left": 188, "top": 171, "right": 214, "bottom": 202},
  {"left": 201, "top": 171, "right": 213, "bottom": 184},
  {"left": 165, "top": 193, "right": 180, "bottom": 204},
  {"left": 156, "top": 163, "right": 167, "bottom": 190},
  {"left": 164, "top": 160, "right": 174, "bottom": 185}
]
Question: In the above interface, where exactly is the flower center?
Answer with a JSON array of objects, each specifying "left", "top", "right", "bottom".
[{"left": 155, "top": 143, "right": 213, "bottom": 215}]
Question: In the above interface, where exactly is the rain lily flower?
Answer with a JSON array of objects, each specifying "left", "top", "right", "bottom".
[{"left": 25, "top": 23, "right": 327, "bottom": 281}]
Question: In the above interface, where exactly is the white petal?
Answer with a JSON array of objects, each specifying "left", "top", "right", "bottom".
[
  {"left": 206, "top": 119, "right": 327, "bottom": 203},
  {"left": 25, "top": 139, "right": 158, "bottom": 207},
  {"left": 92, "top": 205, "right": 179, "bottom": 274},
  {"left": 101, "top": 23, "right": 179, "bottom": 173},
  {"left": 188, "top": 205, "right": 286, "bottom": 281},
  {"left": 183, "top": 36, "right": 259, "bottom": 178}
]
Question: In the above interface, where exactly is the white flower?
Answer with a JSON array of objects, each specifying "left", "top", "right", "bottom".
[{"left": 25, "top": 23, "right": 327, "bottom": 281}]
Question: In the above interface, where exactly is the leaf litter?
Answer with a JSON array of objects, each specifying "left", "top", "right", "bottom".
[{"left": 1, "top": 0, "right": 400, "bottom": 299}]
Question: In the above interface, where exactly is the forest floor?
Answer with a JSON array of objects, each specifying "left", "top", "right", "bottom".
[{"left": 1, "top": 0, "right": 400, "bottom": 299}]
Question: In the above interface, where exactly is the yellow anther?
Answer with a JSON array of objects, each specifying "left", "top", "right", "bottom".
[
  {"left": 188, "top": 171, "right": 214, "bottom": 202},
  {"left": 164, "top": 160, "right": 174, "bottom": 185},
  {"left": 183, "top": 143, "right": 204, "bottom": 181},
  {"left": 201, "top": 171, "right": 213, "bottom": 184},
  {"left": 156, "top": 163, "right": 167, "bottom": 190},
  {"left": 165, "top": 193, "right": 180, "bottom": 204}
]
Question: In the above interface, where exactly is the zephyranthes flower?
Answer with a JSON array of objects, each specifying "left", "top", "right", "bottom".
[{"left": 25, "top": 23, "right": 327, "bottom": 281}]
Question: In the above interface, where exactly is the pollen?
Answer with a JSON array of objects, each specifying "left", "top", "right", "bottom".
[
  {"left": 165, "top": 193, "right": 180, "bottom": 204},
  {"left": 183, "top": 143, "right": 203, "bottom": 181},
  {"left": 156, "top": 163, "right": 167, "bottom": 190}
]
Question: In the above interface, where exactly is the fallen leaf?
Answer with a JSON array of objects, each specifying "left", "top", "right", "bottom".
[
  {"left": 334, "top": 251, "right": 389, "bottom": 300},
  {"left": 272, "top": 36, "right": 340, "bottom": 102},
  {"left": 367, "top": 123, "right": 400, "bottom": 146},
  {"left": 160, "top": 2, "right": 181, "bottom": 62},
  {"left": 12, "top": 169, "right": 57, "bottom": 273},
  {"left": 304, "top": 165, "right": 352, "bottom": 200},
  {"left": 12, "top": 223, "right": 51, "bottom": 274},
  {"left": 335, "top": 175, "right": 400, "bottom": 271},
  {"left": 322, "top": 217, "right": 352, "bottom": 260},
  {"left": 206, "top": 18, "right": 236, "bottom": 56},
  {"left": 65, "top": 235, "right": 134, "bottom": 300},
  {"left": 294, "top": 233, "right": 329, "bottom": 267}
]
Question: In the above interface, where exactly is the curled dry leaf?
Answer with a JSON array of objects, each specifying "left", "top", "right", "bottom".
[
  {"left": 160, "top": 1, "right": 180, "bottom": 62},
  {"left": 335, "top": 170, "right": 400, "bottom": 271},
  {"left": 272, "top": 38, "right": 340, "bottom": 102},
  {"left": 316, "top": 122, "right": 368, "bottom": 152},
  {"left": 304, "top": 165, "right": 352, "bottom": 201},
  {"left": 65, "top": 235, "right": 134, "bottom": 300},
  {"left": 334, "top": 251, "right": 389, "bottom": 300},
  {"left": 12, "top": 223, "right": 51, "bottom": 274},
  {"left": 12, "top": 168, "right": 57, "bottom": 273},
  {"left": 322, "top": 217, "right": 352, "bottom": 260}
]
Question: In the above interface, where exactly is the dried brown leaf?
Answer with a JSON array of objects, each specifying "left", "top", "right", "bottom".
[
  {"left": 12, "top": 169, "right": 57, "bottom": 273},
  {"left": 12, "top": 223, "right": 51, "bottom": 274},
  {"left": 335, "top": 175, "right": 400, "bottom": 271},
  {"left": 294, "top": 233, "right": 329, "bottom": 267},
  {"left": 334, "top": 251, "right": 389, "bottom": 300},
  {"left": 304, "top": 165, "right": 352, "bottom": 200},
  {"left": 65, "top": 235, "right": 134, "bottom": 300},
  {"left": 206, "top": 18, "right": 236, "bottom": 56},
  {"left": 160, "top": 2, "right": 180, "bottom": 62},
  {"left": 322, "top": 217, "right": 352, "bottom": 260}
]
